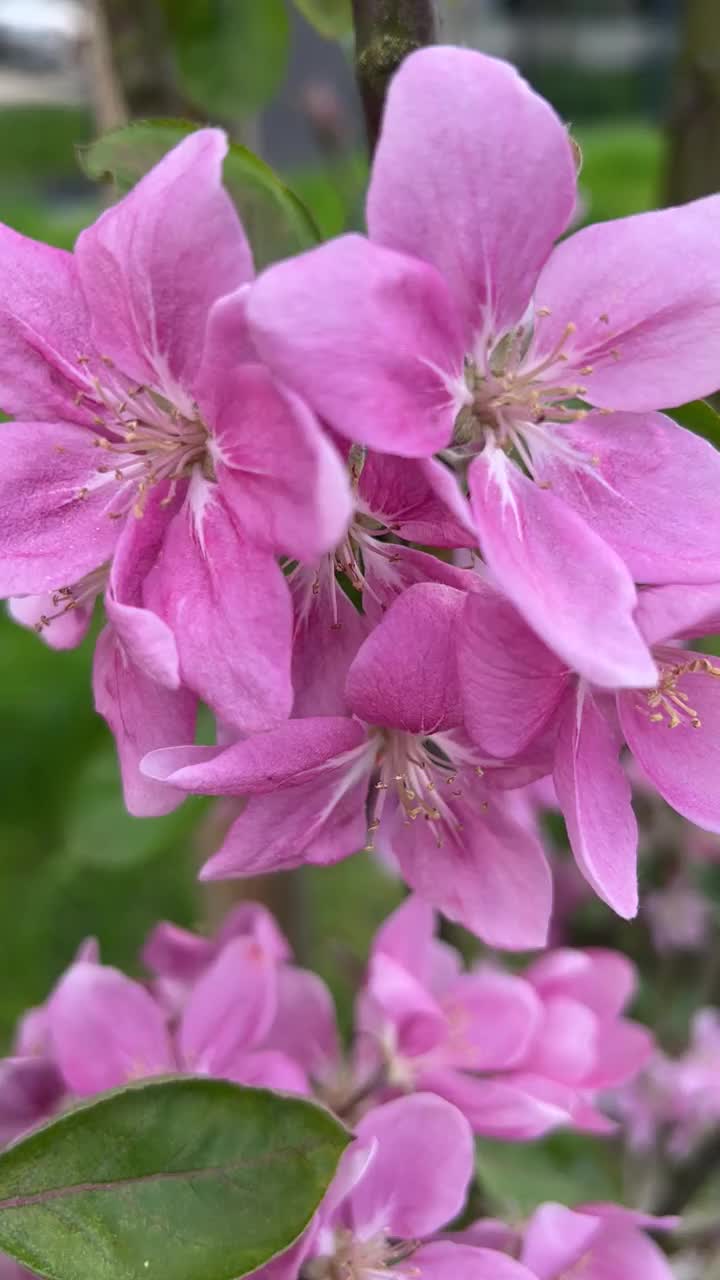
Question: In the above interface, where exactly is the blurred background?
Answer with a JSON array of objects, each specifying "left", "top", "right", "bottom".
[{"left": 0, "top": 0, "right": 715, "bottom": 1042}]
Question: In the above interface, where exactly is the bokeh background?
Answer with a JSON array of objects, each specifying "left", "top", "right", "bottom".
[{"left": 0, "top": 0, "right": 712, "bottom": 1042}]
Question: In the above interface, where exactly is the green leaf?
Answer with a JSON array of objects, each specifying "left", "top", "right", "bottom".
[
  {"left": 160, "top": 0, "right": 289, "bottom": 117},
  {"left": 292, "top": 0, "right": 352, "bottom": 40},
  {"left": 668, "top": 399, "right": 720, "bottom": 449},
  {"left": 79, "top": 120, "right": 320, "bottom": 269},
  {"left": 476, "top": 1132, "right": 623, "bottom": 1217},
  {"left": 0, "top": 1078, "right": 349, "bottom": 1280}
]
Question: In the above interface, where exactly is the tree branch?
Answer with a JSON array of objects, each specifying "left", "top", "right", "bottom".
[{"left": 350, "top": 0, "right": 437, "bottom": 154}]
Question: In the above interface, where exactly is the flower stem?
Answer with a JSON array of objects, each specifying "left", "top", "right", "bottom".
[{"left": 350, "top": 0, "right": 437, "bottom": 154}]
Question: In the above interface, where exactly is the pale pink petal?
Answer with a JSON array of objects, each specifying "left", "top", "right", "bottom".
[
  {"left": 367, "top": 46, "right": 576, "bottom": 336},
  {"left": 345, "top": 583, "right": 466, "bottom": 733},
  {"left": 372, "top": 895, "right": 438, "bottom": 982},
  {"left": 389, "top": 783, "right": 553, "bottom": 949},
  {"left": 224, "top": 1050, "right": 308, "bottom": 1094},
  {"left": 263, "top": 968, "right": 340, "bottom": 1079},
  {"left": 48, "top": 962, "right": 173, "bottom": 1094},
  {"left": 459, "top": 582, "right": 570, "bottom": 758},
  {"left": 618, "top": 647, "right": 720, "bottom": 832},
  {"left": 553, "top": 688, "right": 638, "bottom": 918},
  {"left": 635, "top": 583, "right": 720, "bottom": 647},
  {"left": 76, "top": 129, "right": 252, "bottom": 393},
  {"left": 468, "top": 451, "right": 657, "bottom": 688},
  {"left": 211, "top": 364, "right": 351, "bottom": 560},
  {"left": 141, "top": 922, "right": 214, "bottom": 983},
  {"left": 143, "top": 491, "right": 293, "bottom": 732},
  {"left": 525, "top": 948, "right": 637, "bottom": 1019},
  {"left": 247, "top": 233, "right": 464, "bottom": 456},
  {"left": 422, "top": 1069, "right": 571, "bottom": 1139},
  {"left": 8, "top": 592, "right": 93, "bottom": 650},
  {"left": 578, "top": 1225, "right": 676, "bottom": 1280},
  {"left": 442, "top": 971, "right": 543, "bottom": 1070},
  {"left": 179, "top": 937, "right": 278, "bottom": 1073},
  {"left": 533, "top": 194, "right": 720, "bottom": 409},
  {"left": 520, "top": 995, "right": 598, "bottom": 1085},
  {"left": 0, "top": 420, "right": 119, "bottom": 596},
  {"left": 367, "top": 953, "right": 448, "bottom": 1056},
  {"left": 358, "top": 451, "right": 475, "bottom": 548},
  {"left": 411, "top": 1243, "right": 537, "bottom": 1280},
  {"left": 521, "top": 1204, "right": 601, "bottom": 1280},
  {"left": 535, "top": 412, "right": 720, "bottom": 584},
  {"left": 93, "top": 623, "right": 197, "bottom": 818},
  {"left": 583, "top": 1019, "right": 654, "bottom": 1089},
  {"left": 350, "top": 1093, "right": 474, "bottom": 1237}
]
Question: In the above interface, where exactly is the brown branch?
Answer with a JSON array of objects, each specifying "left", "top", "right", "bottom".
[{"left": 350, "top": 0, "right": 437, "bottom": 154}]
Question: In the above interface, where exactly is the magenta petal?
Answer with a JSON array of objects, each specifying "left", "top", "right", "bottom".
[
  {"left": 212, "top": 364, "right": 352, "bottom": 561},
  {"left": 525, "top": 948, "right": 637, "bottom": 1019},
  {"left": 553, "top": 688, "right": 638, "bottom": 918},
  {"left": 345, "top": 583, "right": 466, "bottom": 733},
  {"left": 0, "top": 420, "right": 119, "bottom": 596},
  {"left": 583, "top": 1019, "right": 654, "bottom": 1089},
  {"left": 635, "top": 583, "right": 720, "bottom": 648},
  {"left": 76, "top": 129, "right": 252, "bottom": 392},
  {"left": 535, "top": 412, "right": 720, "bottom": 584},
  {"left": 521, "top": 1204, "right": 600, "bottom": 1280},
  {"left": 247, "top": 233, "right": 464, "bottom": 456},
  {"left": 534, "top": 194, "right": 720, "bottom": 409},
  {"left": 442, "top": 971, "right": 543, "bottom": 1070},
  {"left": 224, "top": 1050, "right": 308, "bottom": 1094},
  {"left": 351, "top": 1093, "right": 474, "bottom": 1237},
  {"left": 520, "top": 995, "right": 598, "bottom": 1085},
  {"left": 618, "top": 648, "right": 720, "bottom": 832},
  {"left": 48, "top": 962, "right": 173, "bottom": 1094},
  {"left": 367, "top": 46, "right": 576, "bottom": 336},
  {"left": 368, "top": 953, "right": 448, "bottom": 1056},
  {"left": 179, "top": 937, "right": 278, "bottom": 1074},
  {"left": 371, "top": 894, "right": 437, "bottom": 981},
  {"left": 141, "top": 922, "right": 214, "bottom": 983},
  {"left": 263, "top": 968, "right": 340, "bottom": 1079},
  {"left": 93, "top": 624, "right": 197, "bottom": 817},
  {"left": 423, "top": 1069, "right": 571, "bottom": 1139},
  {"left": 577, "top": 1226, "right": 675, "bottom": 1280},
  {"left": 411, "top": 1243, "right": 536, "bottom": 1280},
  {"left": 358, "top": 452, "right": 475, "bottom": 548},
  {"left": 459, "top": 583, "right": 570, "bottom": 758},
  {"left": 391, "top": 785, "right": 552, "bottom": 949},
  {"left": 143, "top": 492, "right": 293, "bottom": 732},
  {"left": 291, "top": 574, "right": 371, "bottom": 718},
  {"left": 469, "top": 452, "right": 657, "bottom": 689}
]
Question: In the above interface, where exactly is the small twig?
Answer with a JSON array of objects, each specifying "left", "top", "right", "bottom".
[{"left": 350, "top": 0, "right": 437, "bottom": 154}]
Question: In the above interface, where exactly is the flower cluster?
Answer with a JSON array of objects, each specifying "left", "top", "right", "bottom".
[
  {"left": 6, "top": 46, "right": 720, "bottom": 950},
  {"left": 0, "top": 899, "right": 671, "bottom": 1280}
]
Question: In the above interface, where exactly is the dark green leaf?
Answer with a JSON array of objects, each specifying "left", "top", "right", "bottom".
[
  {"left": 476, "top": 1132, "right": 623, "bottom": 1217},
  {"left": 292, "top": 0, "right": 352, "bottom": 40},
  {"left": 160, "top": 0, "right": 289, "bottom": 117},
  {"left": 668, "top": 399, "right": 720, "bottom": 449},
  {"left": 0, "top": 1078, "right": 349, "bottom": 1280},
  {"left": 79, "top": 120, "right": 320, "bottom": 269}
]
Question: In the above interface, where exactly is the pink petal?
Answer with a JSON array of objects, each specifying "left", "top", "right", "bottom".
[
  {"left": 525, "top": 948, "right": 637, "bottom": 1019},
  {"left": 345, "top": 583, "right": 466, "bottom": 733},
  {"left": 216, "top": 903, "right": 292, "bottom": 962},
  {"left": 350, "top": 1093, "right": 474, "bottom": 1237},
  {"left": 0, "top": 420, "right": 119, "bottom": 596},
  {"left": 389, "top": 783, "right": 553, "bottom": 949},
  {"left": 358, "top": 451, "right": 475, "bottom": 548},
  {"left": 371, "top": 894, "right": 438, "bottom": 983},
  {"left": 247, "top": 233, "right": 464, "bottom": 456},
  {"left": 534, "top": 412, "right": 720, "bottom": 584},
  {"left": 93, "top": 623, "right": 197, "bottom": 818},
  {"left": 0, "top": 224, "right": 94, "bottom": 422},
  {"left": 362, "top": 543, "right": 472, "bottom": 623},
  {"left": 143, "top": 491, "right": 293, "bottom": 732},
  {"left": 618, "top": 647, "right": 720, "bottom": 832},
  {"left": 141, "top": 922, "right": 214, "bottom": 983},
  {"left": 179, "top": 937, "right": 278, "bottom": 1073},
  {"left": 553, "top": 688, "right": 638, "bottom": 918},
  {"left": 212, "top": 364, "right": 352, "bottom": 561},
  {"left": 533, "top": 194, "right": 720, "bottom": 409},
  {"left": 583, "top": 1019, "right": 654, "bottom": 1089},
  {"left": 458, "top": 582, "right": 570, "bottom": 758},
  {"left": 48, "top": 962, "right": 173, "bottom": 1094},
  {"left": 520, "top": 995, "right": 598, "bottom": 1085},
  {"left": 263, "top": 967, "right": 340, "bottom": 1079},
  {"left": 291, "top": 573, "right": 371, "bottom": 717},
  {"left": 106, "top": 497, "right": 181, "bottom": 688},
  {"left": 442, "top": 971, "right": 543, "bottom": 1070},
  {"left": 223, "top": 1050, "right": 308, "bottom": 1094},
  {"left": 367, "top": 46, "right": 576, "bottom": 336},
  {"left": 577, "top": 1224, "right": 676, "bottom": 1280},
  {"left": 367, "top": 953, "right": 448, "bottom": 1056},
  {"left": 422, "top": 1069, "right": 571, "bottom": 1139},
  {"left": 468, "top": 451, "right": 657, "bottom": 689},
  {"left": 411, "top": 1243, "right": 537, "bottom": 1280},
  {"left": 76, "top": 129, "right": 252, "bottom": 393},
  {"left": 8, "top": 592, "right": 93, "bottom": 650},
  {"left": 521, "top": 1204, "right": 601, "bottom": 1280},
  {"left": 635, "top": 582, "right": 720, "bottom": 647}
]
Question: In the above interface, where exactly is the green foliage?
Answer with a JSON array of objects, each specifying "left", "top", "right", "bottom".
[
  {"left": 668, "top": 399, "right": 720, "bottom": 450},
  {"left": 160, "top": 0, "right": 289, "bottom": 117},
  {"left": 0, "top": 1079, "right": 349, "bottom": 1280},
  {"left": 575, "top": 122, "right": 661, "bottom": 222},
  {"left": 476, "top": 1131, "right": 623, "bottom": 1217},
  {"left": 292, "top": 0, "right": 353, "bottom": 41},
  {"left": 80, "top": 119, "right": 320, "bottom": 269}
]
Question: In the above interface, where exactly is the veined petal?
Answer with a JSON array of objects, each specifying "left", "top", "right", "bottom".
[{"left": 358, "top": 451, "right": 475, "bottom": 548}]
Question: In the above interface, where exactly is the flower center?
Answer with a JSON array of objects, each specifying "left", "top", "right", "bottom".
[
  {"left": 75, "top": 355, "right": 212, "bottom": 519},
  {"left": 641, "top": 655, "right": 720, "bottom": 730},
  {"left": 302, "top": 1230, "right": 418, "bottom": 1280},
  {"left": 367, "top": 730, "right": 480, "bottom": 849}
]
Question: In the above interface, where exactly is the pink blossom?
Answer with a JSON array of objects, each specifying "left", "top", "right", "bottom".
[
  {"left": 248, "top": 46, "right": 720, "bottom": 690},
  {"left": 459, "top": 579, "right": 720, "bottom": 917},
  {"left": 354, "top": 896, "right": 652, "bottom": 1138},
  {"left": 143, "top": 583, "right": 553, "bottom": 949},
  {"left": 0, "top": 128, "right": 351, "bottom": 752}
]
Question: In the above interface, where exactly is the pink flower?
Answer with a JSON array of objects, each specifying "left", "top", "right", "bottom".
[
  {"left": 143, "top": 583, "right": 553, "bottom": 949},
  {"left": 459, "top": 579, "right": 720, "bottom": 917},
  {"left": 0, "top": 128, "right": 351, "bottom": 745},
  {"left": 355, "top": 897, "right": 652, "bottom": 1139},
  {"left": 248, "top": 46, "right": 720, "bottom": 689}
]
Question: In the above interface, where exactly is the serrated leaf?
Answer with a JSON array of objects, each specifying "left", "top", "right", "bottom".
[
  {"left": 0, "top": 1078, "right": 349, "bottom": 1280},
  {"left": 160, "top": 0, "right": 289, "bottom": 116},
  {"left": 79, "top": 120, "right": 320, "bottom": 269},
  {"left": 668, "top": 399, "right": 720, "bottom": 449},
  {"left": 292, "top": 0, "right": 352, "bottom": 40}
]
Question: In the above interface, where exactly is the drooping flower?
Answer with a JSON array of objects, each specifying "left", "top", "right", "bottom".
[
  {"left": 247, "top": 45, "right": 720, "bottom": 689},
  {"left": 458, "top": 579, "right": 720, "bottom": 917},
  {"left": 0, "top": 128, "right": 351, "bottom": 745},
  {"left": 143, "top": 583, "right": 553, "bottom": 948}
]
